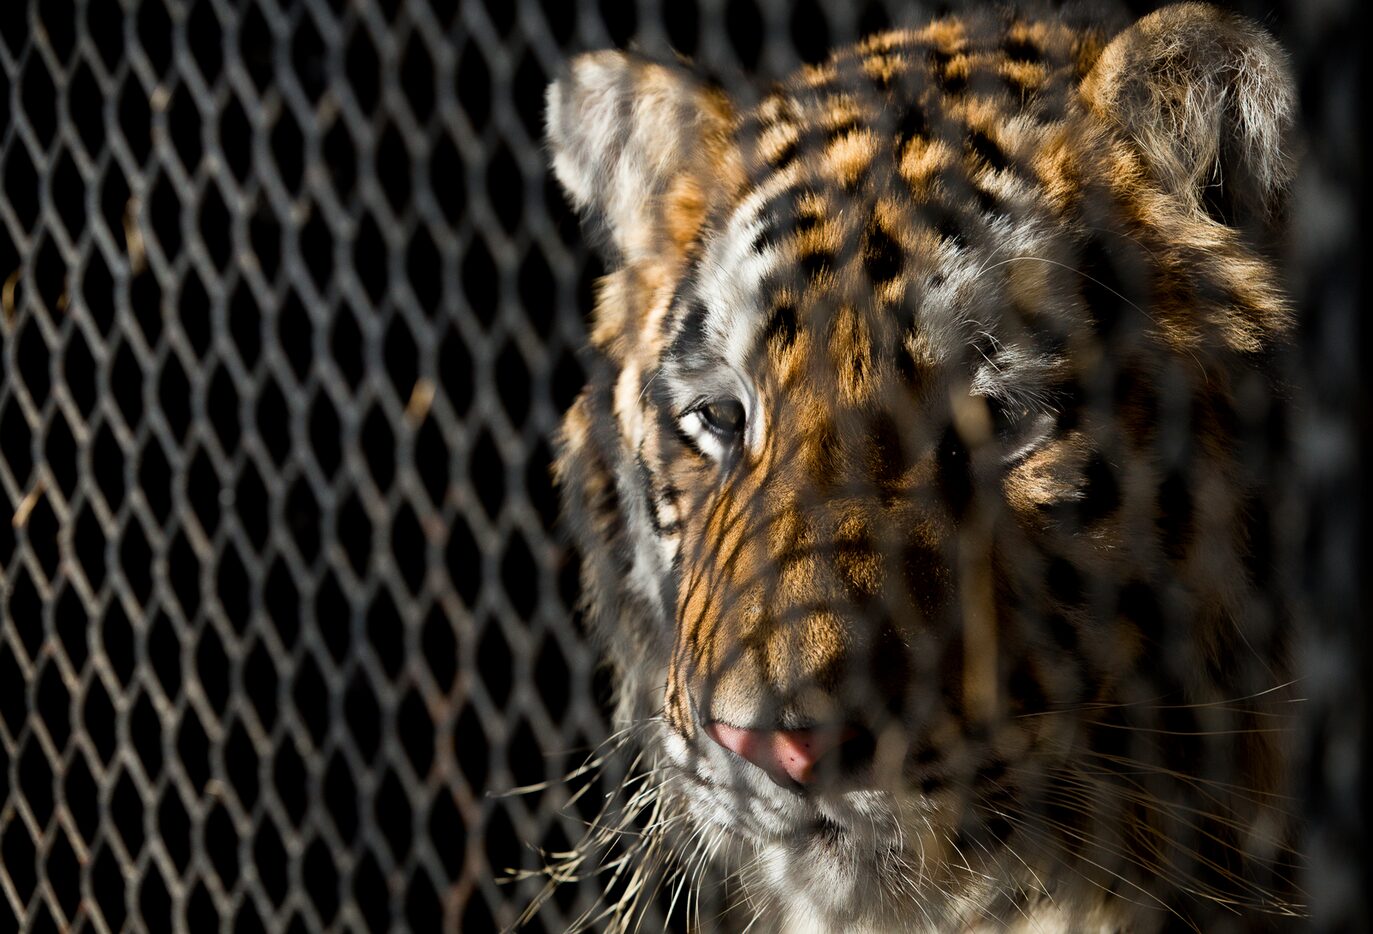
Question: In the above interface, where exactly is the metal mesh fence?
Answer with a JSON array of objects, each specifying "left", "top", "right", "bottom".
[{"left": 0, "top": 0, "right": 1362, "bottom": 932}]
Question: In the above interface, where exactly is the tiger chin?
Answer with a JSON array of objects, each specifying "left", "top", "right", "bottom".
[{"left": 540, "top": 4, "right": 1302, "bottom": 932}]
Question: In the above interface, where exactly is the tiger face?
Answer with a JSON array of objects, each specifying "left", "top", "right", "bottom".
[{"left": 546, "top": 4, "right": 1300, "bottom": 931}]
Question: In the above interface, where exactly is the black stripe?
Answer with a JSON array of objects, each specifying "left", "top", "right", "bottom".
[
  {"left": 763, "top": 302, "right": 798, "bottom": 351},
  {"left": 966, "top": 129, "right": 1009, "bottom": 172},
  {"left": 863, "top": 225, "right": 904, "bottom": 284},
  {"left": 1003, "top": 36, "right": 1043, "bottom": 63},
  {"left": 667, "top": 297, "right": 710, "bottom": 362}
]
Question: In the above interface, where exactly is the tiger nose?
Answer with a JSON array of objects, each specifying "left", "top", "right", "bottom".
[{"left": 704, "top": 722, "right": 858, "bottom": 787}]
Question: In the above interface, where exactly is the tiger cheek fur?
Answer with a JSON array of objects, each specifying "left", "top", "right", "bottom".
[{"left": 546, "top": 4, "right": 1300, "bottom": 932}]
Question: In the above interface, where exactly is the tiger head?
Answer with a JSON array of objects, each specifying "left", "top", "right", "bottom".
[{"left": 546, "top": 4, "right": 1299, "bottom": 930}]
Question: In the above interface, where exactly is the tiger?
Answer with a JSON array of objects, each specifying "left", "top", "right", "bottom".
[{"left": 541, "top": 3, "right": 1301, "bottom": 931}]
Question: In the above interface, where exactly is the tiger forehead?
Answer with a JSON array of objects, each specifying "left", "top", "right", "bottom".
[
  {"left": 664, "top": 15, "right": 1102, "bottom": 406},
  {"left": 725, "top": 19, "right": 1092, "bottom": 268},
  {"left": 740, "top": 15, "right": 1094, "bottom": 172}
]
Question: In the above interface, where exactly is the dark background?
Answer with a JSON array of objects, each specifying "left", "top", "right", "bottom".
[{"left": 0, "top": 0, "right": 1363, "bottom": 930}]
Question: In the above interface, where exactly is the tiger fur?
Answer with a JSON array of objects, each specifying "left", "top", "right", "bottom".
[{"left": 543, "top": 4, "right": 1301, "bottom": 931}]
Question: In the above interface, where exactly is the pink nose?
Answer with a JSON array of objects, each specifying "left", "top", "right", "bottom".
[{"left": 704, "top": 722, "right": 856, "bottom": 786}]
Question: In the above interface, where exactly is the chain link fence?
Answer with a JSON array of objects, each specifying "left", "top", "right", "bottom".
[{"left": 0, "top": 0, "right": 1362, "bottom": 931}]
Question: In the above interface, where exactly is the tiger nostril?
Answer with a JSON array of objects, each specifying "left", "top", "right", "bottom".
[{"left": 704, "top": 721, "right": 861, "bottom": 787}]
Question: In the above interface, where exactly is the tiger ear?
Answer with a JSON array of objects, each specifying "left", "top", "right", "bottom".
[
  {"left": 546, "top": 51, "right": 739, "bottom": 264},
  {"left": 1082, "top": 3, "right": 1296, "bottom": 231}
]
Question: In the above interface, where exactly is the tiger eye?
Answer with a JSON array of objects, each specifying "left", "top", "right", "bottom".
[{"left": 699, "top": 399, "right": 746, "bottom": 437}]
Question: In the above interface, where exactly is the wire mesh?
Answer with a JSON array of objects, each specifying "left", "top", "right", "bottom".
[{"left": 0, "top": 0, "right": 1362, "bottom": 932}]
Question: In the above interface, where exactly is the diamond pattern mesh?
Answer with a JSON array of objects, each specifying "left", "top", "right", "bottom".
[{"left": 0, "top": 0, "right": 1362, "bottom": 931}]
